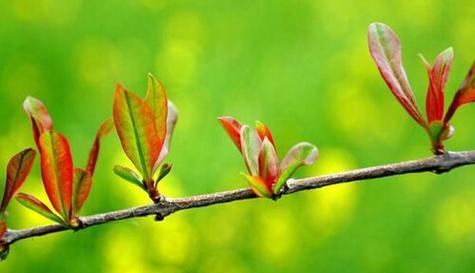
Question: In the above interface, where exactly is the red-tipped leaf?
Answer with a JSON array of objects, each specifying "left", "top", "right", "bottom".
[
  {"left": 113, "top": 84, "right": 161, "bottom": 180},
  {"left": 258, "top": 138, "right": 278, "bottom": 188},
  {"left": 23, "top": 97, "right": 53, "bottom": 147},
  {"left": 274, "top": 142, "right": 318, "bottom": 194},
  {"left": 145, "top": 74, "right": 167, "bottom": 149},
  {"left": 72, "top": 168, "right": 92, "bottom": 215},
  {"left": 0, "top": 148, "right": 36, "bottom": 214},
  {"left": 444, "top": 61, "right": 475, "bottom": 122},
  {"left": 39, "top": 131, "right": 73, "bottom": 220},
  {"left": 255, "top": 121, "right": 275, "bottom": 147},
  {"left": 86, "top": 118, "right": 113, "bottom": 175},
  {"left": 218, "top": 116, "right": 243, "bottom": 152},
  {"left": 368, "top": 23, "right": 426, "bottom": 126},
  {"left": 241, "top": 174, "right": 272, "bottom": 198},
  {"left": 16, "top": 193, "right": 64, "bottom": 224},
  {"left": 240, "top": 126, "right": 261, "bottom": 176},
  {"left": 421, "top": 48, "right": 454, "bottom": 123}
]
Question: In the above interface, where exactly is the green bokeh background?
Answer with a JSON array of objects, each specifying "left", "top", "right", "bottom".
[{"left": 0, "top": 0, "right": 474, "bottom": 272}]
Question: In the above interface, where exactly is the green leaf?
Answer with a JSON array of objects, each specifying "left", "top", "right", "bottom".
[
  {"left": 156, "top": 163, "right": 172, "bottom": 185},
  {"left": 145, "top": 73, "right": 168, "bottom": 147},
  {"left": 16, "top": 193, "right": 64, "bottom": 224},
  {"left": 274, "top": 143, "right": 318, "bottom": 194},
  {"left": 113, "top": 165, "right": 146, "bottom": 191},
  {"left": 241, "top": 173, "right": 272, "bottom": 198},
  {"left": 240, "top": 126, "right": 261, "bottom": 176}
]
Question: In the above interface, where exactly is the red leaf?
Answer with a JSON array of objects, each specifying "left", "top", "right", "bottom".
[
  {"left": 445, "top": 61, "right": 475, "bottom": 122},
  {"left": 258, "top": 138, "right": 279, "bottom": 189},
  {"left": 39, "top": 131, "right": 73, "bottom": 220},
  {"left": 218, "top": 116, "right": 243, "bottom": 152},
  {"left": 368, "top": 23, "right": 426, "bottom": 127},
  {"left": 113, "top": 84, "right": 161, "bottom": 180},
  {"left": 72, "top": 168, "right": 92, "bottom": 215},
  {"left": 255, "top": 121, "right": 276, "bottom": 147},
  {"left": 86, "top": 118, "right": 113, "bottom": 175},
  {"left": 23, "top": 97, "right": 53, "bottom": 148},
  {"left": 145, "top": 74, "right": 168, "bottom": 153},
  {"left": 0, "top": 221, "right": 5, "bottom": 239},
  {"left": 421, "top": 48, "right": 454, "bottom": 123},
  {"left": 0, "top": 148, "right": 36, "bottom": 215}
]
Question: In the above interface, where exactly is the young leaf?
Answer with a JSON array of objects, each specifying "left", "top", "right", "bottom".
[
  {"left": 39, "top": 131, "right": 73, "bottom": 220},
  {"left": 113, "top": 84, "right": 161, "bottom": 181},
  {"left": 164, "top": 101, "right": 179, "bottom": 150},
  {"left": 422, "top": 47, "right": 454, "bottom": 124},
  {"left": 274, "top": 142, "right": 318, "bottom": 194},
  {"left": 72, "top": 168, "right": 92, "bottom": 215},
  {"left": 258, "top": 138, "right": 279, "bottom": 187},
  {"left": 113, "top": 165, "right": 145, "bottom": 191},
  {"left": 0, "top": 148, "right": 36, "bottom": 215},
  {"left": 241, "top": 174, "right": 272, "bottom": 198},
  {"left": 240, "top": 126, "right": 261, "bottom": 176},
  {"left": 86, "top": 118, "right": 114, "bottom": 175},
  {"left": 156, "top": 163, "right": 172, "bottom": 185},
  {"left": 23, "top": 97, "right": 54, "bottom": 148},
  {"left": 255, "top": 121, "right": 275, "bottom": 147},
  {"left": 368, "top": 23, "right": 426, "bottom": 126},
  {"left": 218, "top": 116, "right": 243, "bottom": 152},
  {"left": 145, "top": 74, "right": 167, "bottom": 149},
  {"left": 444, "top": 61, "right": 475, "bottom": 122},
  {"left": 16, "top": 193, "right": 64, "bottom": 224},
  {"left": 152, "top": 101, "right": 178, "bottom": 173}
]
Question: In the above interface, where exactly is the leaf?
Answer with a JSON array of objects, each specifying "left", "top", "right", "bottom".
[
  {"left": 16, "top": 193, "right": 64, "bottom": 224},
  {"left": 241, "top": 174, "right": 272, "bottom": 198},
  {"left": 0, "top": 221, "right": 5, "bottom": 239},
  {"left": 444, "top": 61, "right": 475, "bottom": 122},
  {"left": 86, "top": 118, "right": 114, "bottom": 175},
  {"left": 218, "top": 116, "right": 243, "bottom": 152},
  {"left": 152, "top": 101, "right": 178, "bottom": 173},
  {"left": 39, "top": 131, "right": 73, "bottom": 220},
  {"left": 155, "top": 163, "right": 172, "bottom": 185},
  {"left": 113, "top": 84, "right": 161, "bottom": 180},
  {"left": 421, "top": 47, "right": 454, "bottom": 124},
  {"left": 72, "top": 168, "right": 92, "bottom": 215},
  {"left": 274, "top": 142, "right": 318, "bottom": 194},
  {"left": 113, "top": 165, "right": 145, "bottom": 191},
  {"left": 0, "top": 148, "right": 36, "bottom": 215},
  {"left": 240, "top": 126, "right": 261, "bottom": 176},
  {"left": 368, "top": 23, "right": 426, "bottom": 126},
  {"left": 255, "top": 121, "right": 276, "bottom": 147},
  {"left": 258, "top": 138, "right": 279, "bottom": 188},
  {"left": 145, "top": 73, "right": 167, "bottom": 150},
  {"left": 23, "top": 97, "right": 54, "bottom": 147}
]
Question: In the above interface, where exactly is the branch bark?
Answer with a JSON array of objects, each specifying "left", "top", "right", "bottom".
[{"left": 3, "top": 150, "right": 475, "bottom": 249}]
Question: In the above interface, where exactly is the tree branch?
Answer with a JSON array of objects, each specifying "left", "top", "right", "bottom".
[{"left": 3, "top": 150, "right": 475, "bottom": 249}]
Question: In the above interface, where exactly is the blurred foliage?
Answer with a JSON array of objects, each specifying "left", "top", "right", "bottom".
[{"left": 0, "top": 0, "right": 474, "bottom": 272}]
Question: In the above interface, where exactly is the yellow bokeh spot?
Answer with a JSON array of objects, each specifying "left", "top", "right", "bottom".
[
  {"left": 434, "top": 193, "right": 475, "bottom": 244},
  {"left": 156, "top": 11, "right": 205, "bottom": 87},
  {"left": 9, "top": 0, "right": 81, "bottom": 25},
  {"left": 102, "top": 227, "right": 149, "bottom": 273},
  {"left": 252, "top": 208, "right": 296, "bottom": 265},
  {"left": 74, "top": 38, "right": 125, "bottom": 89},
  {"left": 306, "top": 149, "right": 358, "bottom": 238}
]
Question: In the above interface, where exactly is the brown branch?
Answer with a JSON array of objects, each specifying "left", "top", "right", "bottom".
[{"left": 3, "top": 150, "right": 475, "bottom": 250}]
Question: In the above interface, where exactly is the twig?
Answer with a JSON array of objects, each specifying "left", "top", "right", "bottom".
[{"left": 2, "top": 150, "right": 475, "bottom": 249}]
